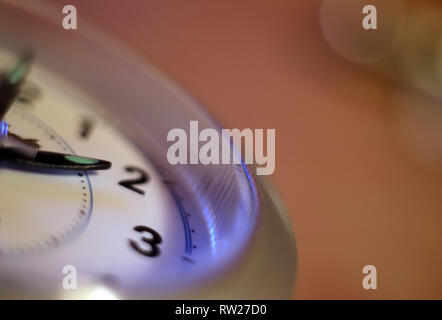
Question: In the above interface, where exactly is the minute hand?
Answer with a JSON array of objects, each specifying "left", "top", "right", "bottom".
[
  {"left": 0, "top": 148, "right": 112, "bottom": 171},
  {"left": 0, "top": 122, "right": 111, "bottom": 171}
]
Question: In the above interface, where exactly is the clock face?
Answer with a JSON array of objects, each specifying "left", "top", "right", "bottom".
[
  {"left": 0, "top": 48, "right": 225, "bottom": 298},
  {"left": 0, "top": 0, "right": 294, "bottom": 300}
]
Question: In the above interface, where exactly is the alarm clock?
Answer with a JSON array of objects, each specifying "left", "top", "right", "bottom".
[{"left": 0, "top": 0, "right": 296, "bottom": 299}]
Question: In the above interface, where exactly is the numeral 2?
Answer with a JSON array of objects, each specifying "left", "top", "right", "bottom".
[{"left": 119, "top": 166, "right": 149, "bottom": 195}]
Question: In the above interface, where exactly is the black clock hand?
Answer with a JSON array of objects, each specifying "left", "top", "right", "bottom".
[
  {"left": 0, "top": 56, "right": 111, "bottom": 171},
  {"left": 0, "top": 122, "right": 111, "bottom": 171},
  {"left": 0, "top": 149, "right": 112, "bottom": 171},
  {"left": 0, "top": 53, "right": 33, "bottom": 119}
]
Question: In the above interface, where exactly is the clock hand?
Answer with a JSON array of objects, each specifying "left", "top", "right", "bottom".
[
  {"left": 1, "top": 149, "right": 112, "bottom": 171},
  {"left": 0, "top": 53, "right": 33, "bottom": 119},
  {"left": 0, "top": 121, "right": 112, "bottom": 171},
  {"left": 0, "top": 56, "right": 111, "bottom": 171},
  {"left": 0, "top": 120, "right": 39, "bottom": 158}
]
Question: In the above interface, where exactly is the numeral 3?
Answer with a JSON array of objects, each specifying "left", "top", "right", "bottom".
[{"left": 130, "top": 225, "right": 162, "bottom": 257}]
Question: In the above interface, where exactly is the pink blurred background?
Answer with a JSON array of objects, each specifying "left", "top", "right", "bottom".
[{"left": 45, "top": 0, "right": 442, "bottom": 299}]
